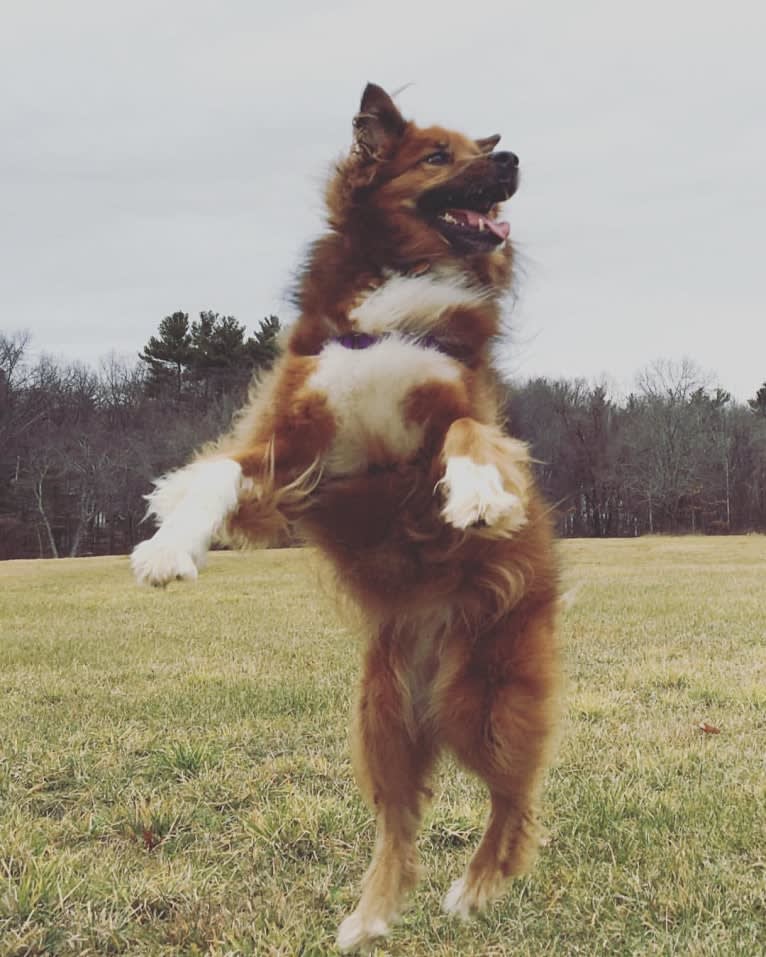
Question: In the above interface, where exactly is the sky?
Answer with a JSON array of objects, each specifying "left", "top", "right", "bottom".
[{"left": 1, "top": 0, "right": 763, "bottom": 400}]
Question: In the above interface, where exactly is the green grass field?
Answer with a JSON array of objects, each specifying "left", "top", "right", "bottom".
[{"left": 0, "top": 538, "right": 764, "bottom": 956}]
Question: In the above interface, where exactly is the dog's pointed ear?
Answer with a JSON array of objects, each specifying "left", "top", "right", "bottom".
[
  {"left": 352, "top": 83, "right": 406, "bottom": 162},
  {"left": 476, "top": 134, "right": 501, "bottom": 154}
]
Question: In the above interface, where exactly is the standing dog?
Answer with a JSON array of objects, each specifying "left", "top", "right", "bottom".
[{"left": 132, "top": 83, "right": 560, "bottom": 953}]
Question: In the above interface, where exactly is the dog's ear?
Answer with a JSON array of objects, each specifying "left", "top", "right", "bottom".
[
  {"left": 475, "top": 134, "right": 501, "bottom": 154},
  {"left": 352, "top": 83, "right": 406, "bottom": 162}
]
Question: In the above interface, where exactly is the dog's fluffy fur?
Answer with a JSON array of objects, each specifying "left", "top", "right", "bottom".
[{"left": 131, "top": 84, "right": 560, "bottom": 953}]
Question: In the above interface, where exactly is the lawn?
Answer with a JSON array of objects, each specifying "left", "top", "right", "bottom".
[{"left": 0, "top": 538, "right": 764, "bottom": 956}]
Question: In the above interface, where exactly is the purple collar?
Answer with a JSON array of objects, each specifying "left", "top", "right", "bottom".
[{"left": 333, "top": 332, "right": 445, "bottom": 353}]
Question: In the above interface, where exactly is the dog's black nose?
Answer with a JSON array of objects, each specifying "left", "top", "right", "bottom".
[{"left": 491, "top": 151, "right": 519, "bottom": 168}]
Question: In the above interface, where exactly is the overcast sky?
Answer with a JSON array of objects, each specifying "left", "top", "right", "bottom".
[{"left": 1, "top": 1, "right": 763, "bottom": 399}]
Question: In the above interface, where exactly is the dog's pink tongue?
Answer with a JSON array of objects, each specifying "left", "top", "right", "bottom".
[
  {"left": 459, "top": 209, "right": 510, "bottom": 240},
  {"left": 486, "top": 218, "right": 510, "bottom": 240}
]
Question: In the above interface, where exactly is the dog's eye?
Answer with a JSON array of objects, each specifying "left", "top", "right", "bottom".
[{"left": 424, "top": 150, "right": 451, "bottom": 165}]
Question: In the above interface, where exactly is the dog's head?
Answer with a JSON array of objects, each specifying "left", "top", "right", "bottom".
[{"left": 327, "top": 83, "right": 518, "bottom": 275}]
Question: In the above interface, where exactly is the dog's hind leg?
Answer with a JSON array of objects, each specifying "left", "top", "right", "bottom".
[
  {"left": 437, "top": 605, "right": 560, "bottom": 918},
  {"left": 337, "top": 633, "right": 437, "bottom": 953}
]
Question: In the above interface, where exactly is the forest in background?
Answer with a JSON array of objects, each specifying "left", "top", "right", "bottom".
[{"left": 1, "top": 316, "right": 765, "bottom": 559}]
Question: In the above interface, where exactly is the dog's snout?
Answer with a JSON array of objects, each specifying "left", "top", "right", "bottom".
[{"left": 491, "top": 151, "right": 519, "bottom": 169}]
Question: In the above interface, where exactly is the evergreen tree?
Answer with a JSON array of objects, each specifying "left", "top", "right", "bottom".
[
  {"left": 748, "top": 382, "right": 766, "bottom": 416},
  {"left": 190, "top": 312, "right": 249, "bottom": 397},
  {"left": 139, "top": 311, "right": 282, "bottom": 403},
  {"left": 138, "top": 311, "right": 192, "bottom": 397},
  {"left": 246, "top": 315, "right": 281, "bottom": 369}
]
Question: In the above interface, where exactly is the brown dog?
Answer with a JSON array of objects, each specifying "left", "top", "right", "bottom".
[{"left": 132, "top": 83, "right": 560, "bottom": 953}]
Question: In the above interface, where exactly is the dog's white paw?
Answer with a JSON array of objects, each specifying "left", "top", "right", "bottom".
[
  {"left": 131, "top": 536, "right": 199, "bottom": 588},
  {"left": 439, "top": 457, "right": 527, "bottom": 534},
  {"left": 442, "top": 877, "right": 474, "bottom": 919},
  {"left": 336, "top": 912, "right": 389, "bottom": 953}
]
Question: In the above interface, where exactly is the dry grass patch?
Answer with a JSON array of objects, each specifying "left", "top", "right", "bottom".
[{"left": 0, "top": 538, "right": 764, "bottom": 955}]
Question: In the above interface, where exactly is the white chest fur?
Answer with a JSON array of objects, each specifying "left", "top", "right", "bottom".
[
  {"left": 308, "top": 337, "right": 461, "bottom": 476},
  {"left": 349, "top": 271, "right": 490, "bottom": 336}
]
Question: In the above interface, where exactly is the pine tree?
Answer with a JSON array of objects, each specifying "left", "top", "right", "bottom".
[
  {"left": 190, "top": 312, "right": 249, "bottom": 397},
  {"left": 138, "top": 311, "right": 192, "bottom": 397},
  {"left": 246, "top": 315, "right": 281, "bottom": 369},
  {"left": 139, "top": 311, "right": 282, "bottom": 403},
  {"left": 748, "top": 382, "right": 766, "bottom": 416}
]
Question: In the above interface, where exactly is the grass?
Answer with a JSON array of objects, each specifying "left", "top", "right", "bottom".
[{"left": 0, "top": 537, "right": 764, "bottom": 956}]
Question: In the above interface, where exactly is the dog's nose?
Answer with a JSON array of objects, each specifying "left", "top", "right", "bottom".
[{"left": 491, "top": 151, "right": 519, "bottom": 168}]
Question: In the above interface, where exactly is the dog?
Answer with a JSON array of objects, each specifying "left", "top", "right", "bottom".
[{"left": 131, "top": 83, "right": 561, "bottom": 953}]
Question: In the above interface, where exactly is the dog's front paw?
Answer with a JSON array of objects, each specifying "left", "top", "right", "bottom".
[
  {"left": 336, "top": 911, "right": 390, "bottom": 954},
  {"left": 131, "top": 536, "right": 199, "bottom": 588},
  {"left": 439, "top": 457, "right": 527, "bottom": 535}
]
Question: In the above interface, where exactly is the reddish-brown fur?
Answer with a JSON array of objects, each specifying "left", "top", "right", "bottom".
[{"left": 196, "top": 84, "right": 560, "bottom": 949}]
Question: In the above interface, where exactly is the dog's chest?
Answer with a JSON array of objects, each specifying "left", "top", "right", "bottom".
[{"left": 308, "top": 337, "right": 461, "bottom": 475}]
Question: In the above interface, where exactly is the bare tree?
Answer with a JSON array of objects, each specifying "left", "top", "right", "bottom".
[{"left": 630, "top": 359, "right": 713, "bottom": 530}]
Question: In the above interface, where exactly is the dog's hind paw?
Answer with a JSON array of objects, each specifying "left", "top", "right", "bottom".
[
  {"left": 336, "top": 912, "right": 389, "bottom": 953},
  {"left": 443, "top": 869, "right": 508, "bottom": 919},
  {"left": 131, "top": 536, "right": 199, "bottom": 588},
  {"left": 442, "top": 877, "right": 475, "bottom": 919},
  {"left": 439, "top": 457, "right": 527, "bottom": 535}
]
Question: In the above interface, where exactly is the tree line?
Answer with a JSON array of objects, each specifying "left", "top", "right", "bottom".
[
  {"left": 509, "top": 362, "right": 766, "bottom": 537},
  {"left": 1, "top": 318, "right": 765, "bottom": 559},
  {"left": 0, "top": 313, "right": 279, "bottom": 559}
]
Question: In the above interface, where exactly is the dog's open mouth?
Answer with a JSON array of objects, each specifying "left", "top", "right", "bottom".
[
  {"left": 437, "top": 208, "right": 510, "bottom": 243},
  {"left": 418, "top": 181, "right": 515, "bottom": 251}
]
